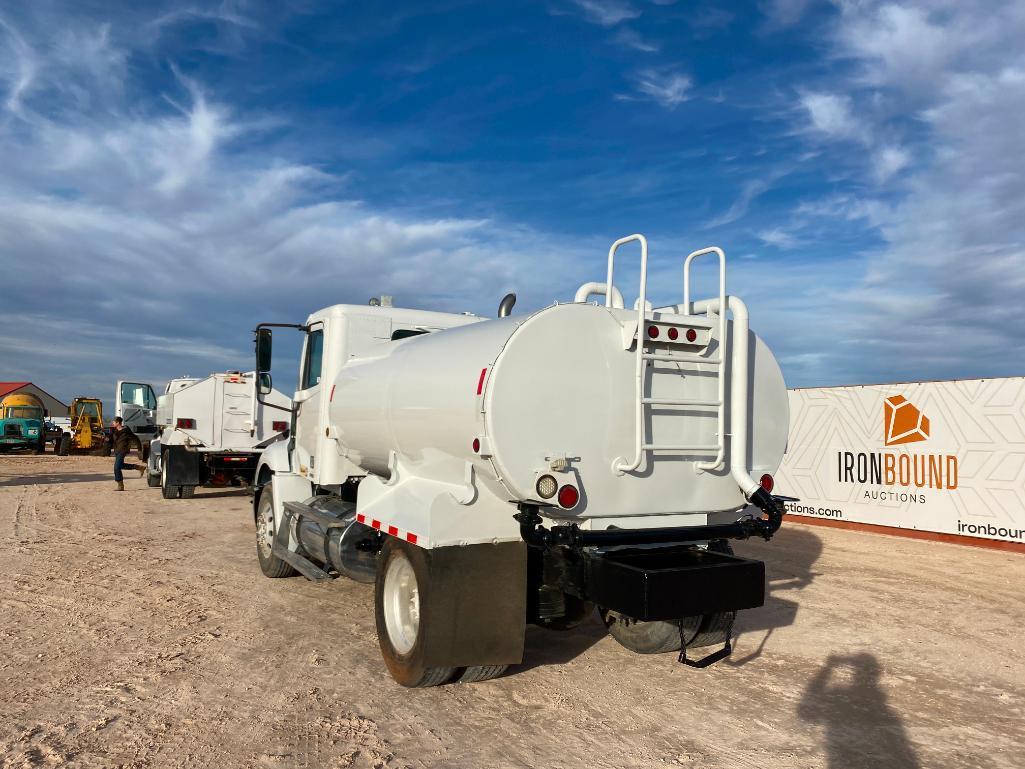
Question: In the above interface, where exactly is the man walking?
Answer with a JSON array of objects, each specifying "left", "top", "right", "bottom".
[{"left": 111, "top": 416, "right": 145, "bottom": 491}]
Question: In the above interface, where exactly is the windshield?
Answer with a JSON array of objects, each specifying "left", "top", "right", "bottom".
[
  {"left": 76, "top": 402, "right": 100, "bottom": 418},
  {"left": 5, "top": 407, "right": 42, "bottom": 420},
  {"left": 120, "top": 382, "right": 157, "bottom": 409}
]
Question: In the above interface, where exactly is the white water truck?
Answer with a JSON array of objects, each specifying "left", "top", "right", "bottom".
[{"left": 252, "top": 236, "right": 789, "bottom": 687}]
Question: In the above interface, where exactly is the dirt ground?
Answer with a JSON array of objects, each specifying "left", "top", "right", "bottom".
[{"left": 1, "top": 454, "right": 1023, "bottom": 769}]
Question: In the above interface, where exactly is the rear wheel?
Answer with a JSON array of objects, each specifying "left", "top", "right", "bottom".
[
  {"left": 456, "top": 665, "right": 508, "bottom": 683},
  {"left": 375, "top": 538, "right": 456, "bottom": 688},
  {"left": 256, "top": 489, "right": 297, "bottom": 578},
  {"left": 160, "top": 459, "right": 180, "bottom": 499},
  {"left": 179, "top": 485, "right": 195, "bottom": 499},
  {"left": 601, "top": 610, "right": 701, "bottom": 654}
]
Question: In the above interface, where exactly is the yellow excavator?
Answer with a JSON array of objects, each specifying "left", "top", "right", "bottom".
[{"left": 57, "top": 397, "right": 109, "bottom": 455}]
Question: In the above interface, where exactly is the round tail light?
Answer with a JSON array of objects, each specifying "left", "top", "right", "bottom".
[
  {"left": 536, "top": 475, "right": 557, "bottom": 499},
  {"left": 760, "top": 473, "right": 774, "bottom": 493},
  {"left": 557, "top": 484, "right": 579, "bottom": 509},
  {"left": 667, "top": 327, "right": 679, "bottom": 341},
  {"left": 686, "top": 328, "right": 697, "bottom": 342},
  {"left": 647, "top": 325, "right": 659, "bottom": 339}
]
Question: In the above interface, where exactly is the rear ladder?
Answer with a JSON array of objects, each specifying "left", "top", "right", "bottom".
[{"left": 606, "top": 236, "right": 729, "bottom": 475}]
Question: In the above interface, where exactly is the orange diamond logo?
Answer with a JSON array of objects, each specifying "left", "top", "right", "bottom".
[{"left": 883, "top": 395, "right": 930, "bottom": 446}]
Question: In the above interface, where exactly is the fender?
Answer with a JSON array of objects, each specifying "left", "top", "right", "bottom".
[{"left": 253, "top": 440, "right": 302, "bottom": 518}]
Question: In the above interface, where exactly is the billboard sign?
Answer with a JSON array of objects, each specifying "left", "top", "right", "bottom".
[{"left": 776, "top": 377, "right": 1025, "bottom": 544}]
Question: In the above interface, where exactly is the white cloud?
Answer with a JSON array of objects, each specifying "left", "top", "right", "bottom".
[
  {"left": 799, "top": 91, "right": 865, "bottom": 141},
  {"left": 567, "top": 0, "right": 641, "bottom": 27},
  {"left": 629, "top": 68, "right": 692, "bottom": 109},
  {"left": 614, "top": 27, "right": 658, "bottom": 52},
  {"left": 757, "top": 228, "right": 800, "bottom": 249},
  {"left": 0, "top": 6, "right": 598, "bottom": 402},
  {"left": 787, "top": 0, "right": 1025, "bottom": 381}
]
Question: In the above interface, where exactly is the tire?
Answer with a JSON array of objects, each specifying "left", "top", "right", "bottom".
[
  {"left": 255, "top": 489, "right": 297, "bottom": 578},
  {"left": 160, "top": 459, "right": 180, "bottom": 499},
  {"left": 57, "top": 436, "right": 70, "bottom": 456},
  {"left": 456, "top": 665, "right": 508, "bottom": 683},
  {"left": 147, "top": 471, "right": 160, "bottom": 487},
  {"left": 179, "top": 485, "right": 195, "bottom": 499},
  {"left": 688, "top": 540, "right": 737, "bottom": 649},
  {"left": 35, "top": 437, "right": 45, "bottom": 455},
  {"left": 601, "top": 610, "right": 702, "bottom": 654},
  {"left": 375, "top": 538, "right": 457, "bottom": 688}
]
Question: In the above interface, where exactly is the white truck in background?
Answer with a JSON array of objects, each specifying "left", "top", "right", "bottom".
[
  {"left": 249, "top": 235, "right": 790, "bottom": 688},
  {"left": 116, "top": 380, "right": 159, "bottom": 458},
  {"left": 149, "top": 371, "right": 291, "bottom": 499}
]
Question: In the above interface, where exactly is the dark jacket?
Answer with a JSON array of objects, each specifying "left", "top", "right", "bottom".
[{"left": 112, "top": 425, "right": 137, "bottom": 455}]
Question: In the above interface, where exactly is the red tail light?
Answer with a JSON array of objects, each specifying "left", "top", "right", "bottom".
[
  {"left": 272, "top": 421, "right": 288, "bottom": 432},
  {"left": 647, "top": 325, "right": 659, "bottom": 339},
  {"left": 557, "top": 484, "right": 579, "bottom": 509},
  {"left": 667, "top": 327, "right": 679, "bottom": 341},
  {"left": 176, "top": 418, "right": 196, "bottom": 429},
  {"left": 760, "top": 473, "right": 774, "bottom": 493},
  {"left": 686, "top": 328, "right": 697, "bottom": 342}
]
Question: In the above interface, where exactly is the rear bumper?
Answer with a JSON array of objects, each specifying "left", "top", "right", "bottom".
[{"left": 561, "top": 545, "right": 765, "bottom": 621}]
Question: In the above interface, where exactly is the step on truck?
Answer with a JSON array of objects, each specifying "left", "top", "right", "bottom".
[
  {"left": 252, "top": 236, "right": 789, "bottom": 687},
  {"left": 152, "top": 371, "right": 291, "bottom": 499}
]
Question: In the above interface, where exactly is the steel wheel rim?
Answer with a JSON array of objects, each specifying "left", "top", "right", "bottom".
[
  {"left": 256, "top": 499, "right": 274, "bottom": 557},
  {"left": 383, "top": 552, "right": 420, "bottom": 655}
]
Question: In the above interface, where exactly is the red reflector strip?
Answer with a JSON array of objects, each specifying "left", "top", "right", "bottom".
[
  {"left": 329, "top": 384, "right": 336, "bottom": 402},
  {"left": 355, "top": 513, "right": 422, "bottom": 546},
  {"left": 476, "top": 367, "right": 487, "bottom": 395}
]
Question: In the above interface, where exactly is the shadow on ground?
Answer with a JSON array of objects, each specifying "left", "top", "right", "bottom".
[{"left": 799, "top": 652, "right": 921, "bottom": 768}]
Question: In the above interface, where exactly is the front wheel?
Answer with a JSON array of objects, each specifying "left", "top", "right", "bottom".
[
  {"left": 255, "top": 489, "right": 296, "bottom": 578},
  {"left": 57, "top": 436, "right": 70, "bottom": 456},
  {"left": 375, "top": 538, "right": 457, "bottom": 688}
]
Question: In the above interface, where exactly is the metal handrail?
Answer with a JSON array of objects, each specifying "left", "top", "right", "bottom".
[
  {"left": 607, "top": 235, "right": 649, "bottom": 475},
  {"left": 682, "top": 247, "right": 728, "bottom": 472}
]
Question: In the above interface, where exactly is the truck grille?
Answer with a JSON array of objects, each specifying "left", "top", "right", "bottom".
[{"left": 4, "top": 424, "right": 23, "bottom": 437}]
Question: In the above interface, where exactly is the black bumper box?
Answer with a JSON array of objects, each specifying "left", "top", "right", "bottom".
[{"left": 572, "top": 546, "right": 766, "bottom": 622}]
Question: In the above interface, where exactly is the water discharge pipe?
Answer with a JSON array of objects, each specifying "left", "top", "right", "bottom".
[{"left": 573, "top": 282, "right": 625, "bottom": 308}]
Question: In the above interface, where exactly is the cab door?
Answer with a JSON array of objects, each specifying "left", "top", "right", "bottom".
[
  {"left": 116, "top": 381, "right": 158, "bottom": 441},
  {"left": 293, "top": 323, "right": 325, "bottom": 481}
]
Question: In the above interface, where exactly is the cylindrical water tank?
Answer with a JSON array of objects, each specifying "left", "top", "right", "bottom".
[{"left": 330, "top": 303, "right": 788, "bottom": 518}]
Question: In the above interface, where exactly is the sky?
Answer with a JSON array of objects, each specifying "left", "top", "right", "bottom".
[{"left": 1, "top": 0, "right": 1023, "bottom": 405}]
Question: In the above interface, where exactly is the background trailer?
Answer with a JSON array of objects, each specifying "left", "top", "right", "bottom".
[{"left": 776, "top": 376, "right": 1025, "bottom": 549}]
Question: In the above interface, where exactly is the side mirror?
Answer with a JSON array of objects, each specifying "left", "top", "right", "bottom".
[
  {"left": 256, "top": 328, "right": 273, "bottom": 373},
  {"left": 258, "top": 372, "right": 273, "bottom": 395}
]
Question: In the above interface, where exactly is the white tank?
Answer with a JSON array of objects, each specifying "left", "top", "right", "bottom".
[{"left": 329, "top": 301, "right": 788, "bottom": 520}]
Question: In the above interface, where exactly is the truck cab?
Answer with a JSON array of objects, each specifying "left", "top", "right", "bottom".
[
  {"left": 116, "top": 380, "right": 158, "bottom": 457},
  {"left": 0, "top": 393, "right": 47, "bottom": 453}
]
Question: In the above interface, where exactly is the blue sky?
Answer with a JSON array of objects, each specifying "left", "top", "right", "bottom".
[{"left": 1, "top": 0, "right": 1023, "bottom": 405}]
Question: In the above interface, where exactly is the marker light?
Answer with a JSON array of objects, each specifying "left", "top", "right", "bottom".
[
  {"left": 686, "top": 328, "right": 698, "bottom": 342},
  {"left": 176, "top": 418, "right": 196, "bottom": 429},
  {"left": 647, "top": 325, "right": 660, "bottom": 339},
  {"left": 472, "top": 438, "right": 481, "bottom": 453},
  {"left": 760, "top": 473, "right": 775, "bottom": 493},
  {"left": 272, "top": 421, "right": 288, "bottom": 432},
  {"left": 667, "top": 327, "right": 679, "bottom": 341},
  {"left": 557, "top": 484, "right": 580, "bottom": 509},
  {"left": 536, "top": 475, "right": 558, "bottom": 499}
]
